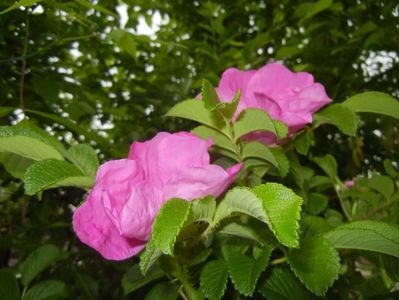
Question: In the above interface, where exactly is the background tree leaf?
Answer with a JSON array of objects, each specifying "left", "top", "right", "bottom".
[{"left": 0, "top": 269, "right": 19, "bottom": 300}]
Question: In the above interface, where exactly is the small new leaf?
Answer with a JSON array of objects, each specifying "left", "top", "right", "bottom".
[
  {"left": 201, "top": 79, "right": 220, "bottom": 110},
  {"left": 152, "top": 198, "right": 191, "bottom": 255}
]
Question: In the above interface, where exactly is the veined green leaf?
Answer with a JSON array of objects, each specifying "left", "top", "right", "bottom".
[
  {"left": 24, "top": 159, "right": 93, "bottom": 195},
  {"left": 233, "top": 108, "right": 276, "bottom": 139},
  {"left": 253, "top": 183, "right": 303, "bottom": 248},
  {"left": 214, "top": 187, "right": 268, "bottom": 225},
  {"left": 242, "top": 141, "right": 279, "bottom": 169},
  {"left": 23, "top": 280, "right": 66, "bottom": 300},
  {"left": 259, "top": 267, "right": 313, "bottom": 300},
  {"left": 191, "top": 125, "right": 237, "bottom": 155},
  {"left": 139, "top": 239, "right": 163, "bottom": 275},
  {"left": 288, "top": 237, "right": 340, "bottom": 296},
  {"left": 166, "top": 100, "right": 226, "bottom": 133},
  {"left": 219, "top": 222, "right": 264, "bottom": 245},
  {"left": 313, "top": 103, "right": 358, "bottom": 136},
  {"left": 342, "top": 92, "right": 399, "bottom": 120},
  {"left": 67, "top": 144, "right": 99, "bottom": 178},
  {"left": 0, "top": 123, "right": 65, "bottom": 161},
  {"left": 152, "top": 198, "right": 191, "bottom": 255},
  {"left": 200, "top": 260, "right": 229, "bottom": 300},
  {"left": 226, "top": 247, "right": 272, "bottom": 296},
  {"left": 0, "top": 269, "right": 19, "bottom": 300},
  {"left": 324, "top": 221, "right": 399, "bottom": 258},
  {"left": 187, "top": 196, "right": 216, "bottom": 224},
  {"left": 214, "top": 90, "right": 240, "bottom": 119},
  {"left": 20, "top": 244, "right": 60, "bottom": 286}
]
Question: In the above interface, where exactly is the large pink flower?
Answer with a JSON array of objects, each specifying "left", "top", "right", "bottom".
[
  {"left": 215, "top": 63, "right": 331, "bottom": 143},
  {"left": 73, "top": 132, "right": 242, "bottom": 260}
]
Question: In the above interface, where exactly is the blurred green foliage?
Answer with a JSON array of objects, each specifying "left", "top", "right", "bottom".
[{"left": 0, "top": 0, "right": 398, "bottom": 299}]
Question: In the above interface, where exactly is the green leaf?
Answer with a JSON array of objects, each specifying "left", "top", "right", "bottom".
[
  {"left": 214, "top": 90, "right": 240, "bottom": 119},
  {"left": 214, "top": 187, "right": 268, "bottom": 225},
  {"left": 273, "top": 120, "right": 289, "bottom": 139},
  {"left": 166, "top": 100, "right": 226, "bottom": 133},
  {"left": 219, "top": 222, "right": 264, "bottom": 245},
  {"left": 383, "top": 159, "right": 398, "bottom": 178},
  {"left": 67, "top": 144, "right": 99, "bottom": 178},
  {"left": 144, "top": 282, "right": 179, "bottom": 300},
  {"left": 152, "top": 198, "right": 191, "bottom": 255},
  {"left": 191, "top": 125, "right": 237, "bottom": 156},
  {"left": 139, "top": 239, "right": 163, "bottom": 275},
  {"left": 24, "top": 159, "right": 93, "bottom": 195},
  {"left": 293, "top": 130, "right": 314, "bottom": 155},
  {"left": 312, "top": 154, "right": 337, "bottom": 181},
  {"left": 0, "top": 0, "right": 41, "bottom": 15},
  {"left": 0, "top": 269, "right": 19, "bottom": 300},
  {"left": 368, "top": 175, "right": 394, "bottom": 200},
  {"left": 242, "top": 141, "right": 279, "bottom": 170},
  {"left": 253, "top": 183, "right": 303, "bottom": 248},
  {"left": 21, "top": 244, "right": 60, "bottom": 286},
  {"left": 201, "top": 79, "right": 220, "bottom": 110},
  {"left": 109, "top": 30, "right": 137, "bottom": 58},
  {"left": 233, "top": 108, "right": 277, "bottom": 140},
  {"left": 287, "top": 237, "right": 340, "bottom": 296},
  {"left": 342, "top": 92, "right": 399, "bottom": 120},
  {"left": 0, "top": 124, "right": 64, "bottom": 161},
  {"left": 259, "top": 267, "right": 313, "bottom": 300},
  {"left": 0, "top": 153, "right": 33, "bottom": 179},
  {"left": 23, "top": 280, "right": 66, "bottom": 300},
  {"left": 226, "top": 247, "right": 272, "bottom": 296},
  {"left": 122, "top": 264, "right": 164, "bottom": 295},
  {"left": 200, "top": 260, "right": 229, "bottom": 300},
  {"left": 313, "top": 104, "right": 358, "bottom": 136},
  {"left": 324, "top": 221, "right": 399, "bottom": 258},
  {"left": 307, "top": 193, "right": 329, "bottom": 215},
  {"left": 187, "top": 196, "right": 216, "bottom": 224},
  {"left": 270, "top": 148, "right": 290, "bottom": 178},
  {"left": 294, "top": 0, "right": 333, "bottom": 20},
  {"left": 74, "top": 0, "right": 118, "bottom": 17}
]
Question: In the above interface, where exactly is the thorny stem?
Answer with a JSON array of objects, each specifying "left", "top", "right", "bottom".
[
  {"left": 19, "top": 11, "right": 30, "bottom": 112},
  {"left": 171, "top": 258, "right": 204, "bottom": 300},
  {"left": 334, "top": 182, "right": 352, "bottom": 221}
]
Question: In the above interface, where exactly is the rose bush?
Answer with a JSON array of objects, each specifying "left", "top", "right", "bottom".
[
  {"left": 214, "top": 63, "right": 332, "bottom": 143},
  {"left": 72, "top": 131, "right": 242, "bottom": 260}
]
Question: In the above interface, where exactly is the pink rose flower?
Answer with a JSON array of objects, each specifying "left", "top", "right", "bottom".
[
  {"left": 73, "top": 132, "right": 242, "bottom": 260},
  {"left": 214, "top": 63, "right": 332, "bottom": 143}
]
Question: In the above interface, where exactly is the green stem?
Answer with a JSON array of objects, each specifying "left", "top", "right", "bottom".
[
  {"left": 270, "top": 256, "right": 288, "bottom": 265},
  {"left": 171, "top": 258, "right": 204, "bottom": 300}
]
